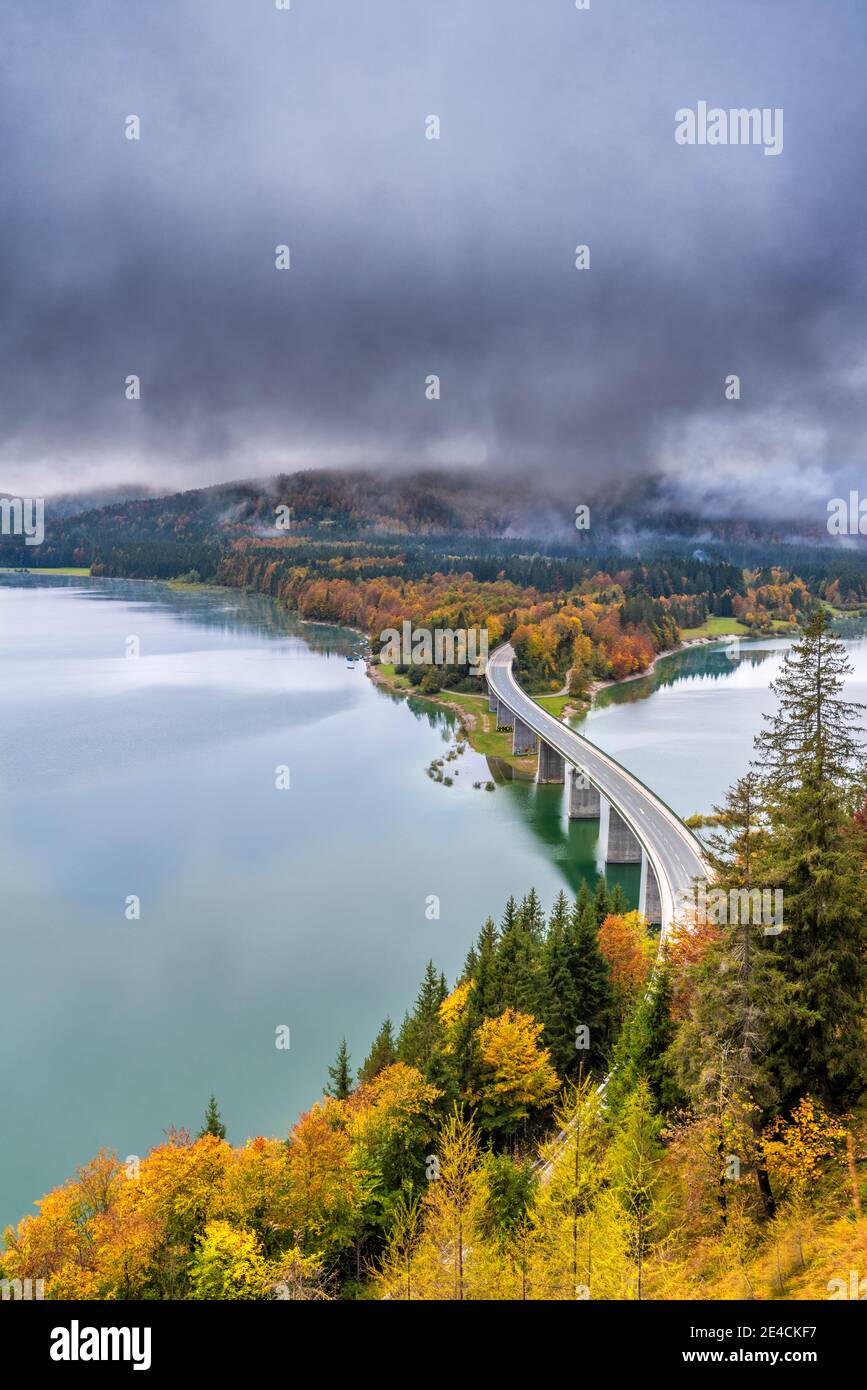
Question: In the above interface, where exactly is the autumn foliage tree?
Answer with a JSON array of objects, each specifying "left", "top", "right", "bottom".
[
  {"left": 597, "top": 911, "right": 655, "bottom": 1025},
  {"left": 760, "top": 1098, "right": 848, "bottom": 1208},
  {"left": 471, "top": 1009, "right": 559, "bottom": 1136},
  {"left": 7, "top": 860, "right": 867, "bottom": 1303}
]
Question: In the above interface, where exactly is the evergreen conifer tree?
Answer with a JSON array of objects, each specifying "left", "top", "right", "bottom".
[
  {"left": 593, "top": 875, "right": 610, "bottom": 926},
  {"left": 198, "top": 1093, "right": 226, "bottom": 1141},
  {"left": 607, "top": 959, "right": 681, "bottom": 1115},
  {"left": 752, "top": 610, "right": 867, "bottom": 1107},
  {"left": 398, "top": 962, "right": 447, "bottom": 1072},
  {"left": 358, "top": 1018, "right": 397, "bottom": 1085},
  {"left": 326, "top": 1038, "right": 352, "bottom": 1100},
  {"left": 493, "top": 893, "right": 544, "bottom": 1015},
  {"left": 608, "top": 882, "right": 628, "bottom": 917},
  {"left": 544, "top": 895, "right": 613, "bottom": 1076}
]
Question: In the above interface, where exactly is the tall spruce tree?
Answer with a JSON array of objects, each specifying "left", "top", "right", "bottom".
[
  {"left": 471, "top": 917, "right": 501, "bottom": 1019},
  {"left": 573, "top": 897, "right": 615, "bottom": 1066},
  {"left": 675, "top": 772, "right": 780, "bottom": 1114},
  {"left": 544, "top": 895, "right": 613, "bottom": 1076},
  {"left": 670, "top": 774, "right": 780, "bottom": 1215},
  {"left": 326, "top": 1038, "right": 352, "bottom": 1099},
  {"left": 500, "top": 895, "right": 518, "bottom": 937},
  {"left": 607, "top": 959, "right": 681, "bottom": 1115},
  {"left": 397, "top": 962, "right": 447, "bottom": 1072},
  {"left": 752, "top": 609, "right": 867, "bottom": 1108},
  {"left": 358, "top": 1018, "right": 397, "bottom": 1085},
  {"left": 574, "top": 878, "right": 592, "bottom": 924},
  {"left": 540, "top": 890, "right": 571, "bottom": 985},
  {"left": 608, "top": 882, "right": 628, "bottom": 918},
  {"left": 444, "top": 919, "right": 501, "bottom": 1102},
  {"left": 492, "top": 892, "right": 544, "bottom": 1015},
  {"left": 198, "top": 1093, "right": 226, "bottom": 1140},
  {"left": 540, "top": 891, "right": 574, "bottom": 1073},
  {"left": 518, "top": 887, "right": 547, "bottom": 942},
  {"left": 593, "top": 875, "right": 611, "bottom": 927}
]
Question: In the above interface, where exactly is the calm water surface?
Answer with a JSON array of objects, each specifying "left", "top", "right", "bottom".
[
  {"left": 2, "top": 579, "right": 866, "bottom": 1227},
  {"left": 0, "top": 578, "right": 600, "bottom": 1228},
  {"left": 576, "top": 627, "right": 867, "bottom": 815}
]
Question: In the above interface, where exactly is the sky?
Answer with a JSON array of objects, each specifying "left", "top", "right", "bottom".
[{"left": 2, "top": 0, "right": 867, "bottom": 520}]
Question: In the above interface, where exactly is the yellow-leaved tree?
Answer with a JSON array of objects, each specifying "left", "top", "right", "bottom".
[
  {"left": 284, "top": 1099, "right": 361, "bottom": 1262},
  {"left": 529, "top": 1077, "right": 630, "bottom": 1300},
  {"left": 471, "top": 1008, "right": 559, "bottom": 1137},
  {"left": 409, "top": 1109, "right": 497, "bottom": 1300},
  {"left": 188, "top": 1220, "right": 271, "bottom": 1300}
]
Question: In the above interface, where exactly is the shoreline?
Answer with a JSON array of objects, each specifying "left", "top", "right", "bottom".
[
  {"left": 363, "top": 624, "right": 795, "bottom": 771},
  {"left": 585, "top": 633, "right": 731, "bottom": 700},
  {"left": 5, "top": 568, "right": 796, "bottom": 722}
]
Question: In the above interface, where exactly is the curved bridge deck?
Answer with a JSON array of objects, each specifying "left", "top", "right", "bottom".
[{"left": 485, "top": 644, "right": 709, "bottom": 936}]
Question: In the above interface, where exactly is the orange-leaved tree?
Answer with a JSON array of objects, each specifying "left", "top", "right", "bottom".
[{"left": 598, "top": 911, "right": 655, "bottom": 1025}]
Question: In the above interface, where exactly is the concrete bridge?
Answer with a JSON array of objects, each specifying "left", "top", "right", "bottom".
[{"left": 485, "top": 644, "right": 709, "bottom": 937}]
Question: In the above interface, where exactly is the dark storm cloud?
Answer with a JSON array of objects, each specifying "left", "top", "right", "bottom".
[{"left": 2, "top": 0, "right": 867, "bottom": 520}]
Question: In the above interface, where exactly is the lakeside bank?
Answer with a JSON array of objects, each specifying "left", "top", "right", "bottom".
[{"left": 363, "top": 623, "right": 770, "bottom": 780}]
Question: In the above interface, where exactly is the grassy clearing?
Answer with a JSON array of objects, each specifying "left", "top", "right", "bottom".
[
  {"left": 822, "top": 602, "right": 866, "bottom": 620},
  {"left": 433, "top": 689, "right": 486, "bottom": 712},
  {"left": 440, "top": 697, "right": 537, "bottom": 773},
  {"left": 680, "top": 617, "right": 749, "bottom": 640},
  {"left": 533, "top": 693, "right": 576, "bottom": 719},
  {"left": 165, "top": 580, "right": 225, "bottom": 593},
  {"left": 377, "top": 663, "right": 414, "bottom": 690},
  {"left": 0, "top": 566, "right": 91, "bottom": 576}
]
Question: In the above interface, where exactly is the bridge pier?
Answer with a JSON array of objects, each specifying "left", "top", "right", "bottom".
[
  {"left": 488, "top": 686, "right": 498, "bottom": 713},
  {"left": 496, "top": 699, "right": 514, "bottom": 731},
  {"left": 643, "top": 860, "right": 662, "bottom": 925},
  {"left": 512, "top": 717, "right": 537, "bottom": 756},
  {"left": 537, "top": 739, "right": 565, "bottom": 784},
  {"left": 606, "top": 807, "right": 641, "bottom": 863},
  {"left": 569, "top": 767, "right": 601, "bottom": 819}
]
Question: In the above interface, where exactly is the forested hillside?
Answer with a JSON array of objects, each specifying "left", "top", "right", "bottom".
[
  {"left": 215, "top": 541, "right": 822, "bottom": 691},
  {"left": 3, "top": 467, "right": 848, "bottom": 559},
  {"left": 4, "top": 470, "right": 866, "bottom": 697},
  {"left": 4, "top": 467, "right": 867, "bottom": 598}
]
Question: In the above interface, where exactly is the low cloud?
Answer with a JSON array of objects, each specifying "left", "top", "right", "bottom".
[{"left": 1, "top": 0, "right": 866, "bottom": 524}]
